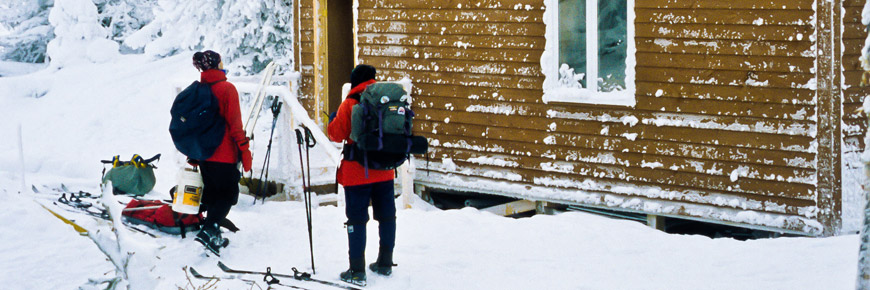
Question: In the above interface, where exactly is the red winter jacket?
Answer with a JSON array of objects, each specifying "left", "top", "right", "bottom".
[
  {"left": 201, "top": 69, "right": 247, "bottom": 164},
  {"left": 327, "top": 80, "right": 394, "bottom": 187}
]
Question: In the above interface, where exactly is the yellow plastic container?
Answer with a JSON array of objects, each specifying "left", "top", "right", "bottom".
[{"left": 172, "top": 167, "right": 203, "bottom": 214}]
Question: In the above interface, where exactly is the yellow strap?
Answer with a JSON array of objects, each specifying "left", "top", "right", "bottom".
[
  {"left": 131, "top": 154, "right": 143, "bottom": 168},
  {"left": 112, "top": 155, "right": 121, "bottom": 168},
  {"left": 38, "top": 203, "right": 88, "bottom": 236}
]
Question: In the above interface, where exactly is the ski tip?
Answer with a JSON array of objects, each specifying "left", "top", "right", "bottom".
[
  {"left": 61, "top": 183, "right": 70, "bottom": 192},
  {"left": 31, "top": 185, "right": 38, "bottom": 193},
  {"left": 217, "top": 261, "right": 230, "bottom": 271}
]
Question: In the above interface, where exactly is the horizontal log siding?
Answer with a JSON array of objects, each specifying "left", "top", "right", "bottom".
[
  {"left": 358, "top": 0, "right": 819, "bottom": 230},
  {"left": 296, "top": 0, "right": 316, "bottom": 118}
]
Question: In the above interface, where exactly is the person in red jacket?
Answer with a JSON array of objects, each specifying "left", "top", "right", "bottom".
[
  {"left": 191, "top": 50, "right": 252, "bottom": 256},
  {"left": 328, "top": 64, "right": 395, "bottom": 286}
]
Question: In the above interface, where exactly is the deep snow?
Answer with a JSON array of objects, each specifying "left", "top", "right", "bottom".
[{"left": 0, "top": 54, "right": 862, "bottom": 289}]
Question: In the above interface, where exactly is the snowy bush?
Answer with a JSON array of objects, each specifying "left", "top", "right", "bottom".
[
  {"left": 0, "top": 0, "right": 54, "bottom": 63},
  {"left": 46, "top": 0, "right": 119, "bottom": 68},
  {"left": 125, "top": 0, "right": 294, "bottom": 74}
]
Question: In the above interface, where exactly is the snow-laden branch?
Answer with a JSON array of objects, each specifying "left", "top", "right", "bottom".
[{"left": 81, "top": 182, "right": 159, "bottom": 290}]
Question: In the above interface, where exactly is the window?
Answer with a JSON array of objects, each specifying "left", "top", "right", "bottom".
[{"left": 542, "top": 0, "right": 635, "bottom": 106}]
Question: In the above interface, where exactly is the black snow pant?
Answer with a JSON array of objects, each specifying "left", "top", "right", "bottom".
[
  {"left": 344, "top": 180, "right": 396, "bottom": 263},
  {"left": 199, "top": 161, "right": 241, "bottom": 228}
]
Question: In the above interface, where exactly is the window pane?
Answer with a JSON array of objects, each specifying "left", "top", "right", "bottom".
[
  {"left": 559, "top": 0, "right": 586, "bottom": 88},
  {"left": 598, "top": 0, "right": 627, "bottom": 92}
]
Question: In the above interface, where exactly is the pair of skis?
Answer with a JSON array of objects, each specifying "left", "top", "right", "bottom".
[
  {"left": 33, "top": 184, "right": 159, "bottom": 237},
  {"left": 242, "top": 61, "right": 279, "bottom": 139},
  {"left": 241, "top": 61, "right": 281, "bottom": 203},
  {"left": 189, "top": 262, "right": 362, "bottom": 290},
  {"left": 189, "top": 266, "right": 305, "bottom": 289}
]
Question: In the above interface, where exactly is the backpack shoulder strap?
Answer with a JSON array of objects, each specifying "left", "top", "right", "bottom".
[{"left": 202, "top": 79, "right": 225, "bottom": 86}]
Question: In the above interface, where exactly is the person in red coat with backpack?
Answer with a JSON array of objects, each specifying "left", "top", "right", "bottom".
[
  {"left": 328, "top": 64, "right": 396, "bottom": 286},
  {"left": 191, "top": 50, "right": 252, "bottom": 256}
]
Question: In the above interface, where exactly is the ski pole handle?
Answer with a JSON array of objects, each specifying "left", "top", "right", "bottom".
[
  {"left": 303, "top": 126, "right": 316, "bottom": 148},
  {"left": 295, "top": 128, "right": 304, "bottom": 145},
  {"left": 271, "top": 98, "right": 282, "bottom": 117}
]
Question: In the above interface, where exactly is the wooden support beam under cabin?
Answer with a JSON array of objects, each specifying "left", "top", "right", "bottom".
[
  {"left": 535, "top": 201, "right": 552, "bottom": 215},
  {"left": 647, "top": 215, "right": 666, "bottom": 231},
  {"left": 481, "top": 200, "right": 537, "bottom": 216},
  {"left": 415, "top": 184, "right": 430, "bottom": 203}
]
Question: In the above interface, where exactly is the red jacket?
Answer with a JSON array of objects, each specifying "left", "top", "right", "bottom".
[
  {"left": 201, "top": 69, "right": 247, "bottom": 164},
  {"left": 328, "top": 80, "right": 394, "bottom": 187}
]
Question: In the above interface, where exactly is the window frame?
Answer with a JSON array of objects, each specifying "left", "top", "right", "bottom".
[{"left": 541, "top": 0, "right": 636, "bottom": 107}]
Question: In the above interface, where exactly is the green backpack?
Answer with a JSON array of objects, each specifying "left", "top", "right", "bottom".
[
  {"left": 101, "top": 154, "right": 160, "bottom": 196},
  {"left": 346, "top": 83, "right": 427, "bottom": 171}
]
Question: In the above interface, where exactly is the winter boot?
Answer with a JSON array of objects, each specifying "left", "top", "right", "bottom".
[
  {"left": 340, "top": 257, "right": 367, "bottom": 286},
  {"left": 369, "top": 250, "right": 394, "bottom": 276},
  {"left": 195, "top": 223, "right": 228, "bottom": 256}
]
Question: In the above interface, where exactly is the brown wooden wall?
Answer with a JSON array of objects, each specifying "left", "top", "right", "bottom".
[
  {"left": 845, "top": 1, "right": 869, "bottom": 149},
  {"left": 353, "top": 0, "right": 827, "bottom": 233},
  {"left": 295, "top": 0, "right": 317, "bottom": 117},
  {"left": 845, "top": 0, "right": 869, "bottom": 138}
]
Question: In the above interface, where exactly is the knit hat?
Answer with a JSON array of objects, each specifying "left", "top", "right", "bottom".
[
  {"left": 350, "top": 64, "right": 376, "bottom": 88},
  {"left": 193, "top": 50, "right": 222, "bottom": 71}
]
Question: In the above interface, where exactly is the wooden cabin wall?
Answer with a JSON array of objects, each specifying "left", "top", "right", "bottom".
[
  {"left": 296, "top": 0, "right": 317, "bottom": 118},
  {"left": 356, "top": 0, "right": 825, "bottom": 233},
  {"left": 842, "top": 0, "right": 870, "bottom": 233}
]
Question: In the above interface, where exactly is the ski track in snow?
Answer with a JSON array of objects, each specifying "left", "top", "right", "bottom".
[{"left": 0, "top": 54, "right": 861, "bottom": 290}]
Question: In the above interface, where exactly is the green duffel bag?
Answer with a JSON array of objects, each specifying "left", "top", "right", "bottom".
[{"left": 101, "top": 154, "right": 161, "bottom": 196}]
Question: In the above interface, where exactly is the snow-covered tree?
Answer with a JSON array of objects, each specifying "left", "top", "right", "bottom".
[
  {"left": 46, "top": 0, "right": 119, "bottom": 68},
  {"left": 216, "top": 0, "right": 294, "bottom": 74},
  {"left": 125, "top": 0, "right": 294, "bottom": 74},
  {"left": 0, "top": 0, "right": 54, "bottom": 62},
  {"left": 93, "top": 0, "right": 157, "bottom": 44}
]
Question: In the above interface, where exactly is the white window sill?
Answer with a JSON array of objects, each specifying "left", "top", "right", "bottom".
[{"left": 543, "top": 87, "right": 636, "bottom": 107}]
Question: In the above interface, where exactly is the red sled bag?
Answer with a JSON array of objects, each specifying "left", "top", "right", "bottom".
[{"left": 122, "top": 199, "right": 203, "bottom": 237}]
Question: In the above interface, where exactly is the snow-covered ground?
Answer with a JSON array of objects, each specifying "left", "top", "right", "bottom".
[{"left": 0, "top": 55, "right": 862, "bottom": 290}]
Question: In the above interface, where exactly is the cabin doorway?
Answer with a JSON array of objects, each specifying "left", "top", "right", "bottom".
[{"left": 326, "top": 0, "right": 354, "bottom": 115}]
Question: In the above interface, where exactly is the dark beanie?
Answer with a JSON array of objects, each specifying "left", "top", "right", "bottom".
[
  {"left": 193, "top": 50, "right": 221, "bottom": 71},
  {"left": 350, "top": 64, "right": 376, "bottom": 88}
]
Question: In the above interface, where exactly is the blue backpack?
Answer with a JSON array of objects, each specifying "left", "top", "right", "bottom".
[{"left": 169, "top": 81, "right": 225, "bottom": 160}]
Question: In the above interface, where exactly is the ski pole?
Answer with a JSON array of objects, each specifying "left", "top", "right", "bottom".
[
  {"left": 295, "top": 128, "right": 315, "bottom": 274},
  {"left": 121, "top": 206, "right": 163, "bottom": 212},
  {"left": 254, "top": 98, "right": 283, "bottom": 204},
  {"left": 303, "top": 125, "right": 316, "bottom": 274},
  {"left": 260, "top": 99, "right": 282, "bottom": 202}
]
